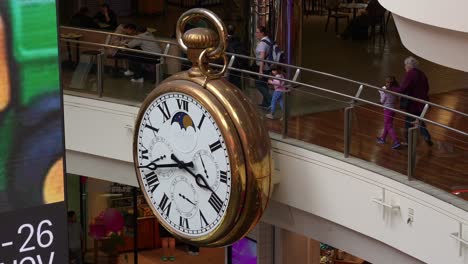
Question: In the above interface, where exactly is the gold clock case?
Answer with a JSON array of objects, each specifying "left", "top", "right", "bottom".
[
  {"left": 133, "top": 70, "right": 272, "bottom": 247},
  {"left": 167, "top": 72, "right": 272, "bottom": 247},
  {"left": 134, "top": 76, "right": 247, "bottom": 246}
]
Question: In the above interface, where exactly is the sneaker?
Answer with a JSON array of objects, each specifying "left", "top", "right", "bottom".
[
  {"left": 169, "top": 256, "right": 176, "bottom": 261},
  {"left": 131, "top": 77, "right": 144, "bottom": 83},
  {"left": 376, "top": 137, "right": 385, "bottom": 144},
  {"left": 124, "top": 70, "right": 134, "bottom": 76},
  {"left": 392, "top": 142, "right": 401, "bottom": 149},
  {"left": 265, "top": 113, "right": 275, "bottom": 119},
  {"left": 161, "top": 256, "right": 168, "bottom": 262}
]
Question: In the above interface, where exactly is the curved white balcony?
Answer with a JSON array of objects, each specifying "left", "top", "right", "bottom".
[
  {"left": 379, "top": 0, "right": 468, "bottom": 33},
  {"left": 380, "top": 0, "right": 468, "bottom": 72},
  {"left": 64, "top": 95, "right": 468, "bottom": 264}
]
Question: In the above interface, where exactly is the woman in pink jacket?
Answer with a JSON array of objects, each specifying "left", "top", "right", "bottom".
[{"left": 377, "top": 76, "right": 401, "bottom": 149}]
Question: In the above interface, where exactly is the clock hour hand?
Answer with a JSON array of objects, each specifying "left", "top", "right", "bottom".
[{"left": 171, "top": 154, "right": 213, "bottom": 192}]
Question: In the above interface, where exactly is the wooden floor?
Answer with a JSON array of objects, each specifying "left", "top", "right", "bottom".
[{"left": 265, "top": 89, "right": 468, "bottom": 201}]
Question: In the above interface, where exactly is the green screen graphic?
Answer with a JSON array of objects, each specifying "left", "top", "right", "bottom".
[{"left": 0, "top": 0, "right": 65, "bottom": 212}]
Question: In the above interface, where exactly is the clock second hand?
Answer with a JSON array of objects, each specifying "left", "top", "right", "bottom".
[
  {"left": 171, "top": 154, "right": 213, "bottom": 193},
  {"left": 199, "top": 155, "right": 209, "bottom": 179},
  {"left": 179, "top": 193, "right": 196, "bottom": 206}
]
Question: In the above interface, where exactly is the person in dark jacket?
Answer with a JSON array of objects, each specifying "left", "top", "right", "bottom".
[
  {"left": 391, "top": 56, "right": 433, "bottom": 146},
  {"left": 340, "top": 0, "right": 386, "bottom": 40},
  {"left": 226, "top": 24, "right": 246, "bottom": 88},
  {"left": 94, "top": 3, "right": 118, "bottom": 29},
  {"left": 70, "top": 7, "right": 99, "bottom": 29}
]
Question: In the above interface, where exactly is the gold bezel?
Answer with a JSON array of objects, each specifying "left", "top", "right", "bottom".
[
  {"left": 199, "top": 77, "right": 272, "bottom": 247},
  {"left": 133, "top": 76, "right": 246, "bottom": 245}
]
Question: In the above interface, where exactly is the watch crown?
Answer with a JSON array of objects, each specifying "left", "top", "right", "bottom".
[{"left": 182, "top": 28, "right": 219, "bottom": 50}]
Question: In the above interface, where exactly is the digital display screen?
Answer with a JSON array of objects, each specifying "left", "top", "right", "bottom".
[
  {"left": 228, "top": 237, "right": 257, "bottom": 264},
  {"left": 0, "top": 0, "right": 67, "bottom": 262}
]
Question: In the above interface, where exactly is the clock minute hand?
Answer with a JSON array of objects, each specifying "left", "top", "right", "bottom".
[{"left": 171, "top": 154, "right": 213, "bottom": 192}]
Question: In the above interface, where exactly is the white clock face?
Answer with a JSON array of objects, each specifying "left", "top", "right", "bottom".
[{"left": 136, "top": 92, "right": 232, "bottom": 238}]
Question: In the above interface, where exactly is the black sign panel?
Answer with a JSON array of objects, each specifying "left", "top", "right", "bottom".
[{"left": 0, "top": 202, "right": 68, "bottom": 264}]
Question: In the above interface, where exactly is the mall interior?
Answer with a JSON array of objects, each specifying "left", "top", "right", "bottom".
[{"left": 56, "top": 0, "right": 467, "bottom": 264}]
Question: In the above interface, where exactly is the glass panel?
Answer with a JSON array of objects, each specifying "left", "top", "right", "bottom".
[
  {"left": 413, "top": 128, "right": 468, "bottom": 200},
  {"left": 100, "top": 54, "right": 155, "bottom": 102},
  {"left": 350, "top": 104, "right": 407, "bottom": 175},
  {"left": 60, "top": 40, "right": 99, "bottom": 96},
  {"left": 284, "top": 87, "right": 349, "bottom": 151}
]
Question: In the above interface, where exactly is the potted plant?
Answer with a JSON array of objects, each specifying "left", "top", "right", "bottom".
[{"left": 101, "top": 232, "right": 125, "bottom": 264}]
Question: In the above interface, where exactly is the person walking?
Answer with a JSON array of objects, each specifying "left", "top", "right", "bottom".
[
  {"left": 392, "top": 56, "right": 433, "bottom": 146},
  {"left": 376, "top": 76, "right": 401, "bottom": 149},
  {"left": 266, "top": 66, "right": 286, "bottom": 119},
  {"left": 226, "top": 24, "right": 246, "bottom": 89},
  {"left": 254, "top": 26, "right": 272, "bottom": 108},
  {"left": 68, "top": 211, "right": 84, "bottom": 264}
]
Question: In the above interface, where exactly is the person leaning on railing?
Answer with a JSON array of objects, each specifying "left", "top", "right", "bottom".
[
  {"left": 115, "top": 25, "right": 162, "bottom": 83},
  {"left": 391, "top": 56, "right": 433, "bottom": 146}
]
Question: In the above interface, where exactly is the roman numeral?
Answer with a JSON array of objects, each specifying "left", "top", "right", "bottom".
[
  {"left": 140, "top": 149, "right": 149, "bottom": 160},
  {"left": 209, "top": 140, "right": 222, "bottom": 153},
  {"left": 157, "top": 102, "right": 171, "bottom": 122},
  {"left": 208, "top": 193, "right": 223, "bottom": 214},
  {"left": 199, "top": 210, "right": 208, "bottom": 228},
  {"left": 180, "top": 217, "right": 189, "bottom": 229},
  {"left": 159, "top": 193, "right": 171, "bottom": 217},
  {"left": 145, "top": 124, "right": 159, "bottom": 133},
  {"left": 145, "top": 171, "right": 160, "bottom": 193},
  {"left": 197, "top": 114, "right": 205, "bottom": 130},
  {"left": 220, "top": 171, "right": 227, "bottom": 184},
  {"left": 177, "top": 99, "right": 189, "bottom": 112}
]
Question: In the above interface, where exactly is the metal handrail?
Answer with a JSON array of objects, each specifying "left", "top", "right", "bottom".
[
  {"left": 59, "top": 38, "right": 467, "bottom": 137},
  {"left": 229, "top": 53, "right": 468, "bottom": 118},
  {"left": 61, "top": 38, "right": 188, "bottom": 62},
  {"left": 59, "top": 26, "right": 468, "bottom": 118},
  {"left": 60, "top": 26, "right": 177, "bottom": 46}
]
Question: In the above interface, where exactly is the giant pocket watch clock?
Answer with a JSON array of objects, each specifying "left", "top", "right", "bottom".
[{"left": 133, "top": 8, "right": 272, "bottom": 247}]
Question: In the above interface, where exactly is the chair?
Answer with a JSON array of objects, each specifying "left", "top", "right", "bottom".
[
  {"left": 368, "top": 3, "right": 387, "bottom": 42},
  {"left": 304, "top": 0, "right": 326, "bottom": 16},
  {"left": 325, "top": 0, "right": 349, "bottom": 34},
  {"left": 369, "top": 13, "right": 386, "bottom": 42}
]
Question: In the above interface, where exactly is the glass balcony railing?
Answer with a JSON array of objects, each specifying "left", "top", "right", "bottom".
[{"left": 59, "top": 27, "right": 468, "bottom": 203}]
